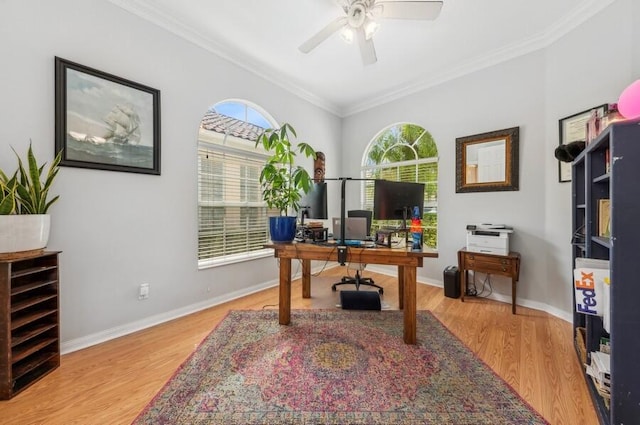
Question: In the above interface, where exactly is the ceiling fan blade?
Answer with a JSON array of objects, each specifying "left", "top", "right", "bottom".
[
  {"left": 356, "top": 27, "right": 377, "bottom": 65},
  {"left": 377, "top": 1, "right": 443, "bottom": 20},
  {"left": 299, "top": 16, "right": 348, "bottom": 53}
]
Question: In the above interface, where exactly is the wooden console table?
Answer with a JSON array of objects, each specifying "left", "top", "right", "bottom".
[
  {"left": 457, "top": 248, "right": 521, "bottom": 314},
  {"left": 266, "top": 243, "right": 438, "bottom": 344}
]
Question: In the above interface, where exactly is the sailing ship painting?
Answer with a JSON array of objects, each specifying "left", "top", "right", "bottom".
[
  {"left": 68, "top": 103, "right": 142, "bottom": 146},
  {"left": 104, "top": 103, "right": 142, "bottom": 145},
  {"left": 57, "top": 59, "right": 160, "bottom": 174}
]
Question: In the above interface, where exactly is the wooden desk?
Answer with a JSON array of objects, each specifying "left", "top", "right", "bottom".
[
  {"left": 457, "top": 248, "right": 521, "bottom": 314},
  {"left": 266, "top": 243, "right": 438, "bottom": 344}
]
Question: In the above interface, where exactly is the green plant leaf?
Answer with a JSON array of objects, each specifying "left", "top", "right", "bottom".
[
  {"left": 0, "top": 194, "right": 15, "bottom": 214},
  {"left": 8, "top": 143, "right": 62, "bottom": 214},
  {"left": 297, "top": 142, "right": 316, "bottom": 159},
  {"left": 0, "top": 175, "right": 17, "bottom": 214}
]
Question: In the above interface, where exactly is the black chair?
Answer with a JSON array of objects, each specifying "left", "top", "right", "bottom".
[{"left": 331, "top": 210, "right": 384, "bottom": 295}]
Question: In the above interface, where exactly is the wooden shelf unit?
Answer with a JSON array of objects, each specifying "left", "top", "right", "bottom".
[
  {"left": 571, "top": 119, "right": 640, "bottom": 424},
  {"left": 1, "top": 251, "right": 61, "bottom": 400}
]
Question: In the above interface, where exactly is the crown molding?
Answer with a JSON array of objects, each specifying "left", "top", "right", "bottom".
[
  {"left": 109, "top": 0, "right": 615, "bottom": 118},
  {"left": 107, "top": 0, "right": 343, "bottom": 116},
  {"left": 343, "top": 0, "right": 617, "bottom": 116}
]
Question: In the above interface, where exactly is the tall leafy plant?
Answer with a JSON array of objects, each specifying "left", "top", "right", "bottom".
[{"left": 255, "top": 123, "right": 317, "bottom": 216}]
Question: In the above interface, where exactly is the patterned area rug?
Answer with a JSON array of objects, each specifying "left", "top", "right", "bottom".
[{"left": 133, "top": 310, "right": 548, "bottom": 425}]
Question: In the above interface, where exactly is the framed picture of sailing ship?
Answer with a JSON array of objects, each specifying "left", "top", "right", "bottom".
[{"left": 55, "top": 57, "right": 161, "bottom": 175}]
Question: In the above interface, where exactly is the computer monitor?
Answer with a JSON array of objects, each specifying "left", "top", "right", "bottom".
[
  {"left": 373, "top": 180, "right": 425, "bottom": 228},
  {"left": 299, "top": 182, "right": 328, "bottom": 222}
]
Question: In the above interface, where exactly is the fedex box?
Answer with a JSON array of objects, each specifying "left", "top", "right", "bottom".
[{"left": 573, "top": 258, "right": 610, "bottom": 319}]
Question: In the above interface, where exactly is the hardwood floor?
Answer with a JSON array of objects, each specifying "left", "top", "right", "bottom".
[{"left": 1, "top": 266, "right": 598, "bottom": 425}]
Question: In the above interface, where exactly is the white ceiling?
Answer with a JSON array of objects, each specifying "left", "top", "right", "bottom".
[{"left": 110, "top": 0, "right": 612, "bottom": 116}]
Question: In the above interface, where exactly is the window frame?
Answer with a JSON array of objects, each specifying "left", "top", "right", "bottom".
[
  {"left": 360, "top": 123, "right": 439, "bottom": 249},
  {"left": 197, "top": 100, "right": 277, "bottom": 269}
]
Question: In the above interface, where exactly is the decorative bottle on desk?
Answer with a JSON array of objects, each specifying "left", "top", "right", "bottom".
[{"left": 410, "top": 206, "right": 422, "bottom": 251}]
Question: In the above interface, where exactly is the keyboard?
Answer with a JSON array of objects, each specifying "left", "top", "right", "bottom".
[{"left": 342, "top": 240, "right": 376, "bottom": 248}]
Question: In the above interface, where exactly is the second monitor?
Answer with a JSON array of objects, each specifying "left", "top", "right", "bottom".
[{"left": 373, "top": 180, "right": 425, "bottom": 229}]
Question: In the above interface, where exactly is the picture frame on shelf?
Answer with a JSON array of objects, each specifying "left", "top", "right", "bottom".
[
  {"left": 558, "top": 104, "right": 607, "bottom": 183},
  {"left": 54, "top": 57, "right": 161, "bottom": 175}
]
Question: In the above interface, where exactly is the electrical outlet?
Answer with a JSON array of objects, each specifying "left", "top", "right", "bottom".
[{"left": 139, "top": 283, "right": 150, "bottom": 300}]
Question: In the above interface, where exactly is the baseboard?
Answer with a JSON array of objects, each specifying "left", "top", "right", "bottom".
[
  {"left": 61, "top": 262, "right": 337, "bottom": 354},
  {"left": 365, "top": 265, "right": 573, "bottom": 323},
  {"left": 61, "top": 263, "right": 570, "bottom": 354},
  {"left": 60, "top": 280, "right": 276, "bottom": 354}
]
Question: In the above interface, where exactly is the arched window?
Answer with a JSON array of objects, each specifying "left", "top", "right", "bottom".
[
  {"left": 197, "top": 100, "right": 277, "bottom": 268},
  {"left": 361, "top": 123, "right": 438, "bottom": 248}
]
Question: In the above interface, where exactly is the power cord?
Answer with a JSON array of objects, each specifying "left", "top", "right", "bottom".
[
  {"left": 475, "top": 274, "right": 493, "bottom": 298},
  {"left": 466, "top": 272, "right": 494, "bottom": 298},
  {"left": 467, "top": 272, "right": 478, "bottom": 296}
]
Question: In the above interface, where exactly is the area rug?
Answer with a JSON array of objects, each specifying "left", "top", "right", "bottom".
[{"left": 133, "top": 310, "right": 548, "bottom": 425}]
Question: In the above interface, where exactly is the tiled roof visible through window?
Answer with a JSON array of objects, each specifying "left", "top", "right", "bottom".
[{"left": 200, "top": 111, "right": 266, "bottom": 142}]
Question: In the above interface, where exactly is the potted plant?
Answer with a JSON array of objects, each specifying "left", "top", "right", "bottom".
[
  {"left": 255, "top": 123, "right": 317, "bottom": 242},
  {"left": 0, "top": 143, "right": 62, "bottom": 255}
]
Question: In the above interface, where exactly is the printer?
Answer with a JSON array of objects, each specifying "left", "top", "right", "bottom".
[{"left": 466, "top": 224, "right": 513, "bottom": 255}]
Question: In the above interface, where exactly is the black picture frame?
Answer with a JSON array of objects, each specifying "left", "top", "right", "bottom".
[
  {"left": 455, "top": 127, "right": 519, "bottom": 193},
  {"left": 55, "top": 57, "right": 161, "bottom": 175},
  {"left": 557, "top": 104, "right": 607, "bottom": 183}
]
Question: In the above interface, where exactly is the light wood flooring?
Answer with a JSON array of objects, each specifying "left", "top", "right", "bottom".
[{"left": 1, "top": 266, "right": 598, "bottom": 425}]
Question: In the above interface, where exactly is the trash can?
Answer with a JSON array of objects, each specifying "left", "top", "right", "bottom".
[{"left": 443, "top": 266, "right": 461, "bottom": 299}]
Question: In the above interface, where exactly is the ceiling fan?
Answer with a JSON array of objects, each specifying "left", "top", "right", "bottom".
[{"left": 299, "top": 0, "right": 443, "bottom": 65}]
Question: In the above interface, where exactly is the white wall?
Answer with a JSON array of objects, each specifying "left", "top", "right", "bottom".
[
  {"left": 543, "top": 0, "right": 636, "bottom": 313},
  {"left": 0, "top": 0, "right": 341, "bottom": 348},
  {"left": 342, "top": 52, "right": 548, "bottom": 309},
  {"left": 343, "top": 0, "right": 639, "bottom": 318}
]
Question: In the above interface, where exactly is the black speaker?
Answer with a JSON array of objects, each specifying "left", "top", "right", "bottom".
[
  {"left": 340, "top": 290, "right": 381, "bottom": 310},
  {"left": 443, "top": 266, "right": 461, "bottom": 299}
]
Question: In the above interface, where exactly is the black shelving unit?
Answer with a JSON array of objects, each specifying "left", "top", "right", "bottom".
[{"left": 571, "top": 119, "right": 640, "bottom": 424}]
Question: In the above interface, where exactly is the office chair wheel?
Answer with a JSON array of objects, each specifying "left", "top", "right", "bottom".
[
  {"left": 331, "top": 284, "right": 338, "bottom": 291},
  {"left": 378, "top": 288, "right": 384, "bottom": 295}
]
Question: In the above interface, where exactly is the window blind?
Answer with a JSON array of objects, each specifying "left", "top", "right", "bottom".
[
  {"left": 362, "top": 158, "right": 438, "bottom": 247},
  {"left": 198, "top": 145, "right": 274, "bottom": 267}
]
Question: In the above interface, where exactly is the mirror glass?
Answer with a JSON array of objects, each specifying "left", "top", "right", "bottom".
[
  {"left": 456, "top": 127, "right": 519, "bottom": 192},
  {"left": 464, "top": 139, "right": 506, "bottom": 183}
]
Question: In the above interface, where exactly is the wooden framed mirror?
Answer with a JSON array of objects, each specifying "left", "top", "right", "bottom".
[{"left": 455, "top": 127, "right": 519, "bottom": 193}]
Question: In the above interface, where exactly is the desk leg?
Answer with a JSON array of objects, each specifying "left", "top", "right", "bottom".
[
  {"left": 404, "top": 266, "right": 417, "bottom": 345},
  {"left": 398, "top": 265, "right": 405, "bottom": 310},
  {"left": 279, "top": 258, "right": 291, "bottom": 325},
  {"left": 302, "top": 259, "right": 311, "bottom": 298},
  {"left": 511, "top": 278, "right": 516, "bottom": 314},
  {"left": 460, "top": 269, "right": 466, "bottom": 303}
]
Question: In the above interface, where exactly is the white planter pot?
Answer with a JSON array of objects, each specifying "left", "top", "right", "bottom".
[{"left": 0, "top": 214, "right": 51, "bottom": 254}]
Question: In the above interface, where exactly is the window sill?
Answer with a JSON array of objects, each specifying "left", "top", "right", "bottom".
[{"left": 198, "top": 248, "right": 272, "bottom": 270}]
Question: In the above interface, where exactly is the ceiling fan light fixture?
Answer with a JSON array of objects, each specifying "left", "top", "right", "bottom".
[
  {"left": 364, "top": 18, "right": 379, "bottom": 40},
  {"left": 340, "top": 26, "right": 355, "bottom": 44},
  {"left": 299, "top": 0, "right": 444, "bottom": 65}
]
